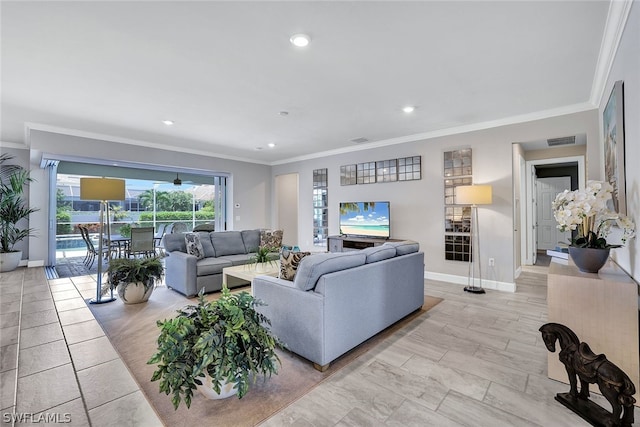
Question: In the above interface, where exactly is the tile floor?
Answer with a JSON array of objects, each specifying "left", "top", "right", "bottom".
[
  {"left": 0, "top": 267, "right": 160, "bottom": 426},
  {"left": 1, "top": 262, "right": 638, "bottom": 426}
]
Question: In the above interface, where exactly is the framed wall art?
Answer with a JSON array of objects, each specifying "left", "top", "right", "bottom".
[{"left": 603, "top": 80, "right": 626, "bottom": 214}]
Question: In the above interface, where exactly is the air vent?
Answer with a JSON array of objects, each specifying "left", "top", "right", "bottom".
[
  {"left": 547, "top": 136, "right": 575, "bottom": 147},
  {"left": 350, "top": 137, "right": 369, "bottom": 144}
]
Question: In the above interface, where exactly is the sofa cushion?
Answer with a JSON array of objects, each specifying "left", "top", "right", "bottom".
[
  {"left": 241, "top": 229, "right": 261, "bottom": 253},
  {"left": 383, "top": 240, "right": 420, "bottom": 255},
  {"left": 198, "top": 232, "right": 216, "bottom": 258},
  {"left": 293, "top": 252, "right": 367, "bottom": 291},
  {"left": 280, "top": 250, "right": 312, "bottom": 281},
  {"left": 196, "top": 257, "right": 232, "bottom": 276},
  {"left": 185, "top": 233, "right": 205, "bottom": 259},
  {"left": 260, "top": 229, "right": 283, "bottom": 249},
  {"left": 163, "top": 233, "right": 186, "bottom": 253},
  {"left": 211, "top": 231, "right": 247, "bottom": 256},
  {"left": 219, "top": 254, "right": 254, "bottom": 266},
  {"left": 361, "top": 245, "right": 397, "bottom": 263}
]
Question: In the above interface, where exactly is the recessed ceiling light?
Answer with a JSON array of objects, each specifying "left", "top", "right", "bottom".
[
  {"left": 255, "top": 147, "right": 263, "bottom": 150},
  {"left": 268, "top": 143, "right": 276, "bottom": 148},
  {"left": 402, "top": 106, "right": 416, "bottom": 113},
  {"left": 162, "top": 120, "right": 174, "bottom": 125},
  {"left": 278, "top": 111, "right": 289, "bottom": 116},
  {"left": 290, "top": 33, "right": 311, "bottom": 47}
]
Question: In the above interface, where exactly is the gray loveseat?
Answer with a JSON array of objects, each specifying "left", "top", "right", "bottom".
[
  {"left": 253, "top": 241, "right": 425, "bottom": 370},
  {"left": 163, "top": 230, "right": 277, "bottom": 297}
]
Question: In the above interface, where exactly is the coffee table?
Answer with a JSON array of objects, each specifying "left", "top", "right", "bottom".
[{"left": 222, "top": 263, "right": 280, "bottom": 293}]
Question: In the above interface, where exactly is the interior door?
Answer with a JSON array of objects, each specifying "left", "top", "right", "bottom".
[
  {"left": 537, "top": 177, "right": 571, "bottom": 250},
  {"left": 531, "top": 170, "right": 538, "bottom": 265}
]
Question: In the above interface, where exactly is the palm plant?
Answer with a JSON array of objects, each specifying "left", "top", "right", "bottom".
[{"left": 0, "top": 154, "right": 38, "bottom": 253}]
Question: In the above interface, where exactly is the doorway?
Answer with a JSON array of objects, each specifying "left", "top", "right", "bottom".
[
  {"left": 275, "top": 173, "right": 299, "bottom": 247},
  {"left": 523, "top": 156, "right": 584, "bottom": 267}
]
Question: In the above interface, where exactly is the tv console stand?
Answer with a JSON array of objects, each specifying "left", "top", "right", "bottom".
[{"left": 327, "top": 235, "right": 403, "bottom": 253}]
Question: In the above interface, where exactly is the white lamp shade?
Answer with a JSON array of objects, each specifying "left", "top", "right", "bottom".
[
  {"left": 456, "top": 185, "right": 492, "bottom": 205},
  {"left": 80, "top": 177, "right": 125, "bottom": 201}
]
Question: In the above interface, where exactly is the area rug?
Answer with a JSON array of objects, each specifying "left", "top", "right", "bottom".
[{"left": 87, "top": 285, "right": 442, "bottom": 427}]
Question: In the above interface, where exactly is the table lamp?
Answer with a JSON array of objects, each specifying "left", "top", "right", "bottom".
[
  {"left": 456, "top": 184, "right": 492, "bottom": 294},
  {"left": 80, "top": 177, "right": 126, "bottom": 304}
]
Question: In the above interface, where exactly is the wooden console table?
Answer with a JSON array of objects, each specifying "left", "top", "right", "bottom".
[
  {"left": 547, "top": 258, "right": 639, "bottom": 404},
  {"left": 327, "top": 235, "right": 402, "bottom": 252}
]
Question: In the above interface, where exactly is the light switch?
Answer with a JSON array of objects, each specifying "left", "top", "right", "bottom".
[{"left": 235, "top": 216, "right": 240, "bottom": 221}]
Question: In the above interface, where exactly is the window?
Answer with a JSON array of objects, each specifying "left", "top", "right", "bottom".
[
  {"left": 313, "top": 168, "right": 328, "bottom": 247},
  {"left": 54, "top": 172, "right": 225, "bottom": 258}
]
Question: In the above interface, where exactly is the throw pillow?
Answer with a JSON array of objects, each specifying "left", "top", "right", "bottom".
[
  {"left": 184, "top": 233, "right": 205, "bottom": 260},
  {"left": 260, "top": 229, "right": 284, "bottom": 250},
  {"left": 279, "top": 249, "right": 311, "bottom": 281}
]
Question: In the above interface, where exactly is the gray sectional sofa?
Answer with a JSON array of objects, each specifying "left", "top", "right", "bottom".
[
  {"left": 253, "top": 241, "right": 425, "bottom": 370},
  {"left": 163, "top": 230, "right": 277, "bottom": 297}
]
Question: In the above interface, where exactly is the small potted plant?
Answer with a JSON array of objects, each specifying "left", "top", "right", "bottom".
[
  {"left": 249, "top": 245, "right": 277, "bottom": 272},
  {"left": 0, "top": 154, "right": 39, "bottom": 272},
  {"left": 148, "top": 287, "right": 283, "bottom": 409},
  {"left": 107, "top": 257, "right": 164, "bottom": 304}
]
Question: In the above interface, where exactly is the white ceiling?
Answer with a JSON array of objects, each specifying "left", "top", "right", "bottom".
[{"left": 1, "top": 1, "right": 614, "bottom": 164}]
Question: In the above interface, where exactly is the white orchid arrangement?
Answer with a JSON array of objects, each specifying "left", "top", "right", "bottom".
[{"left": 552, "top": 180, "right": 636, "bottom": 248}]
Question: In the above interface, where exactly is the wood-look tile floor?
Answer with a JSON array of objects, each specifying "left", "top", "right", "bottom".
[{"left": 261, "top": 267, "right": 640, "bottom": 426}]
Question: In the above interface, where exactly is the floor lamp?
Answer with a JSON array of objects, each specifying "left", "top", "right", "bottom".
[
  {"left": 456, "top": 184, "right": 492, "bottom": 294},
  {"left": 80, "top": 177, "right": 126, "bottom": 304}
]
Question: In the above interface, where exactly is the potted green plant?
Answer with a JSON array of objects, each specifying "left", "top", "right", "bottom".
[
  {"left": 148, "top": 287, "right": 283, "bottom": 409},
  {"left": 249, "top": 245, "right": 277, "bottom": 272},
  {"left": 107, "top": 257, "right": 164, "bottom": 304},
  {"left": 0, "top": 154, "right": 39, "bottom": 272}
]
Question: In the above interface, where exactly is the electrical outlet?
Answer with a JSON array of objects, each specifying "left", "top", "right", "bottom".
[{"left": 488, "top": 258, "right": 495, "bottom": 267}]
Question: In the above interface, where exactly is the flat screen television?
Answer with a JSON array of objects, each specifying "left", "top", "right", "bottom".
[{"left": 339, "top": 201, "right": 390, "bottom": 238}]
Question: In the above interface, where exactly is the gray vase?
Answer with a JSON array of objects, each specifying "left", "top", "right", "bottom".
[{"left": 568, "top": 247, "right": 610, "bottom": 273}]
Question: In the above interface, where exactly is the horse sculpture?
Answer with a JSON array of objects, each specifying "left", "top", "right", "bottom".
[{"left": 539, "top": 323, "right": 636, "bottom": 426}]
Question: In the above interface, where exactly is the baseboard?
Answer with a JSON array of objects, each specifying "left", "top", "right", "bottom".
[
  {"left": 424, "top": 271, "right": 516, "bottom": 293},
  {"left": 27, "top": 260, "right": 45, "bottom": 267}
]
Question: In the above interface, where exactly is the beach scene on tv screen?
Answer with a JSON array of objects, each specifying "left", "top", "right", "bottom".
[{"left": 340, "top": 202, "right": 390, "bottom": 237}]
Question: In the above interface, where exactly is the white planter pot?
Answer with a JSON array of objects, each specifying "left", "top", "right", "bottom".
[
  {"left": 0, "top": 251, "right": 22, "bottom": 272},
  {"left": 116, "top": 281, "right": 154, "bottom": 304},
  {"left": 255, "top": 262, "right": 268, "bottom": 273},
  {"left": 196, "top": 372, "right": 238, "bottom": 400}
]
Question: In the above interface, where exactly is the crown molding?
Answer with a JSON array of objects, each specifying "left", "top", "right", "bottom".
[
  {"left": 271, "top": 102, "right": 595, "bottom": 166},
  {"left": 0, "top": 141, "right": 29, "bottom": 150},
  {"left": 24, "top": 123, "right": 271, "bottom": 166},
  {"left": 590, "top": 0, "right": 634, "bottom": 106}
]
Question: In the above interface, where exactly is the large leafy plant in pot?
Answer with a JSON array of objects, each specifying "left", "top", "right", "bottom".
[
  {"left": 148, "top": 287, "right": 283, "bottom": 409},
  {"left": 0, "top": 154, "right": 38, "bottom": 272},
  {"left": 106, "top": 257, "right": 164, "bottom": 304}
]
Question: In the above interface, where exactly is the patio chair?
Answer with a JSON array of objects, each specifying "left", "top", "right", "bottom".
[
  {"left": 154, "top": 223, "right": 169, "bottom": 256},
  {"left": 79, "top": 225, "right": 114, "bottom": 267},
  {"left": 127, "top": 226, "right": 156, "bottom": 258},
  {"left": 78, "top": 225, "right": 95, "bottom": 267}
]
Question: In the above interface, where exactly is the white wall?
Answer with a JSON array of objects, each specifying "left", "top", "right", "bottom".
[
  {"left": 599, "top": 2, "right": 639, "bottom": 282},
  {"left": 25, "top": 130, "right": 273, "bottom": 264},
  {"left": 273, "top": 110, "right": 599, "bottom": 287}
]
